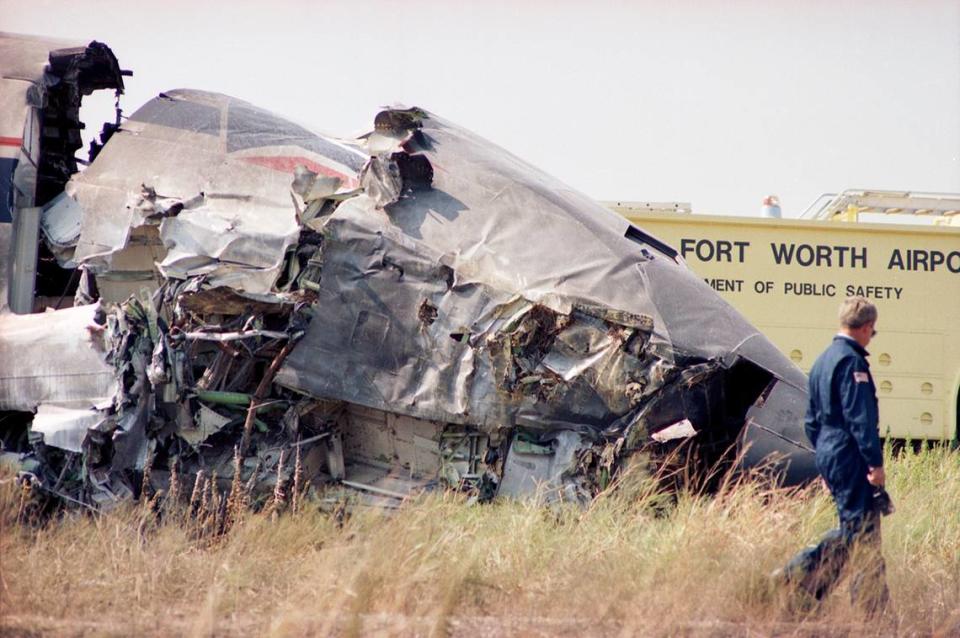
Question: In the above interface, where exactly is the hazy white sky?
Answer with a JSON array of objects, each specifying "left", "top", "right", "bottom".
[{"left": 4, "top": 0, "right": 959, "bottom": 216}]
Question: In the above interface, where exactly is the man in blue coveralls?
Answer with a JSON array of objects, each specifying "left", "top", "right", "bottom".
[{"left": 779, "top": 296, "right": 890, "bottom": 614}]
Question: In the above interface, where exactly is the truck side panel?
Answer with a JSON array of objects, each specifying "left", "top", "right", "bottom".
[{"left": 615, "top": 210, "right": 960, "bottom": 441}]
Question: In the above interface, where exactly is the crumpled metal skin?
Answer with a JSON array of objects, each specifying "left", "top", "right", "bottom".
[
  {"left": 2, "top": 35, "right": 818, "bottom": 509},
  {"left": 0, "top": 34, "right": 126, "bottom": 310},
  {"left": 276, "top": 108, "right": 816, "bottom": 484},
  {"left": 61, "top": 89, "right": 367, "bottom": 295}
]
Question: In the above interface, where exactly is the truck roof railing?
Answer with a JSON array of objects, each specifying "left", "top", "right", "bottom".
[
  {"left": 605, "top": 201, "right": 692, "bottom": 215},
  {"left": 800, "top": 189, "right": 960, "bottom": 223}
]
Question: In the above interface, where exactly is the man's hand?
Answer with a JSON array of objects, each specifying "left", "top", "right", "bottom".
[{"left": 867, "top": 466, "right": 885, "bottom": 487}]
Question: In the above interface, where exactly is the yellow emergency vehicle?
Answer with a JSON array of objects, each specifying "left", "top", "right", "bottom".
[{"left": 609, "top": 190, "right": 960, "bottom": 443}]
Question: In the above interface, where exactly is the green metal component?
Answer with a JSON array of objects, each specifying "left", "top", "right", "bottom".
[
  {"left": 0, "top": 452, "right": 40, "bottom": 474},
  {"left": 599, "top": 466, "right": 610, "bottom": 490},
  {"left": 194, "top": 390, "right": 252, "bottom": 406},
  {"left": 511, "top": 439, "right": 553, "bottom": 456}
]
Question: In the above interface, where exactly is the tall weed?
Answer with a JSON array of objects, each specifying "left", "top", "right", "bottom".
[{"left": 1, "top": 446, "right": 957, "bottom": 636}]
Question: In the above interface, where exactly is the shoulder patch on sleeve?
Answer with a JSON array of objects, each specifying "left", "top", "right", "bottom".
[{"left": 853, "top": 371, "right": 870, "bottom": 383}]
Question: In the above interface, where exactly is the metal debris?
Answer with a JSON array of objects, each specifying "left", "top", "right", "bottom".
[{"left": 0, "top": 34, "right": 816, "bottom": 514}]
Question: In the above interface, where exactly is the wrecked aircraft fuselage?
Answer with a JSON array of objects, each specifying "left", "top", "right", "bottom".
[{"left": 1, "top": 35, "right": 815, "bottom": 511}]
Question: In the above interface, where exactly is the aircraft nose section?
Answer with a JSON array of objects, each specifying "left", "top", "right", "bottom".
[{"left": 739, "top": 379, "right": 817, "bottom": 485}]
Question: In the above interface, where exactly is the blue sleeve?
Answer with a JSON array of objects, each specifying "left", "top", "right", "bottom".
[
  {"left": 837, "top": 356, "right": 883, "bottom": 468},
  {"left": 804, "top": 376, "right": 819, "bottom": 448}
]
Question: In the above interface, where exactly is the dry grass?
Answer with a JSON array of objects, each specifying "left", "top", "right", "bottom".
[{"left": 1, "top": 446, "right": 958, "bottom": 637}]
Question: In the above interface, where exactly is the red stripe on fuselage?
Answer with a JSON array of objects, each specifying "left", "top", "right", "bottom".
[
  {"left": 0, "top": 137, "right": 23, "bottom": 147},
  {"left": 238, "top": 155, "right": 358, "bottom": 187}
]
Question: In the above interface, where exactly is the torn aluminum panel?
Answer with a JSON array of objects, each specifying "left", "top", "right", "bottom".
[
  {"left": 2, "top": 34, "right": 818, "bottom": 511},
  {"left": 31, "top": 404, "right": 104, "bottom": 453},
  {"left": 0, "top": 302, "right": 116, "bottom": 411},
  {"left": 62, "top": 89, "right": 368, "bottom": 297},
  {"left": 1, "top": 33, "right": 126, "bottom": 311},
  {"left": 651, "top": 419, "right": 697, "bottom": 443},
  {"left": 277, "top": 107, "right": 816, "bottom": 487},
  {"left": 0, "top": 33, "right": 126, "bottom": 221},
  {"left": 40, "top": 191, "right": 85, "bottom": 267},
  {"left": 498, "top": 430, "right": 587, "bottom": 502}
]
